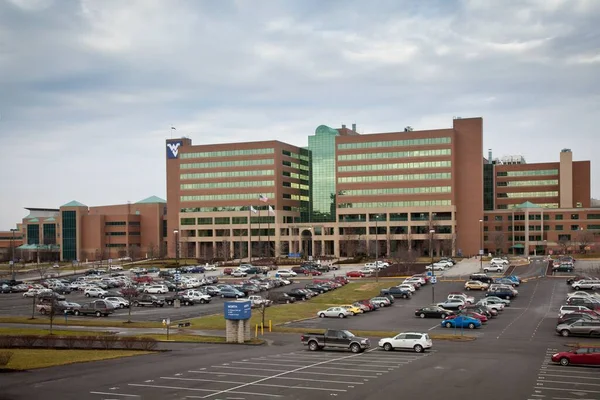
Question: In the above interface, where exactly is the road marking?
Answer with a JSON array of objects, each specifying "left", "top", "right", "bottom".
[
  {"left": 161, "top": 376, "right": 348, "bottom": 392},
  {"left": 128, "top": 384, "right": 217, "bottom": 393},
  {"left": 259, "top": 358, "right": 409, "bottom": 366},
  {"left": 540, "top": 374, "right": 600, "bottom": 381},
  {"left": 536, "top": 387, "right": 600, "bottom": 394},
  {"left": 531, "top": 281, "right": 557, "bottom": 341},
  {"left": 165, "top": 375, "right": 362, "bottom": 385},
  {"left": 200, "top": 349, "right": 376, "bottom": 399},
  {"left": 184, "top": 392, "right": 282, "bottom": 398},
  {"left": 535, "top": 380, "right": 600, "bottom": 387},
  {"left": 428, "top": 325, "right": 439, "bottom": 331},
  {"left": 497, "top": 279, "right": 540, "bottom": 339},
  {"left": 539, "top": 368, "right": 600, "bottom": 375},
  {"left": 191, "top": 370, "right": 375, "bottom": 380},
  {"left": 89, "top": 392, "right": 140, "bottom": 397},
  {"left": 211, "top": 366, "right": 283, "bottom": 372}
]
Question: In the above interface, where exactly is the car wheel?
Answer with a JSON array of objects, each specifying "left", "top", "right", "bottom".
[
  {"left": 506, "top": 296, "right": 511, "bottom": 300},
  {"left": 200, "top": 299, "right": 206, "bottom": 304},
  {"left": 319, "top": 313, "right": 325, "bottom": 318},
  {"left": 413, "top": 344, "right": 424, "bottom": 353},
  {"left": 351, "top": 312, "right": 356, "bottom": 316},
  {"left": 167, "top": 301, "right": 173, "bottom": 306},
  {"left": 133, "top": 301, "right": 139, "bottom": 307},
  {"left": 286, "top": 300, "right": 290, "bottom": 304},
  {"left": 559, "top": 357, "right": 570, "bottom": 366},
  {"left": 441, "top": 314, "right": 447, "bottom": 318},
  {"left": 74, "top": 310, "right": 80, "bottom": 316},
  {"left": 466, "top": 287, "right": 471, "bottom": 291},
  {"left": 185, "top": 301, "right": 190, "bottom": 306},
  {"left": 420, "top": 313, "right": 426, "bottom": 318},
  {"left": 468, "top": 323, "right": 475, "bottom": 329},
  {"left": 40, "top": 308, "right": 47, "bottom": 315},
  {"left": 119, "top": 304, "right": 124, "bottom": 309},
  {"left": 379, "top": 303, "right": 385, "bottom": 307},
  {"left": 85, "top": 293, "right": 90, "bottom": 297},
  {"left": 383, "top": 343, "right": 393, "bottom": 351},
  {"left": 350, "top": 343, "right": 361, "bottom": 353},
  {"left": 308, "top": 341, "right": 319, "bottom": 351},
  {"left": 575, "top": 286, "right": 581, "bottom": 291},
  {"left": 95, "top": 311, "right": 102, "bottom": 317},
  {"left": 561, "top": 329, "right": 570, "bottom": 337},
  {"left": 445, "top": 322, "right": 452, "bottom": 328},
  {"left": 484, "top": 269, "right": 488, "bottom": 273},
  {"left": 403, "top": 294, "right": 408, "bottom": 299},
  {"left": 338, "top": 313, "right": 345, "bottom": 318}
]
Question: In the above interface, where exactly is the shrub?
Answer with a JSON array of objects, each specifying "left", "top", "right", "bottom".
[
  {"left": 20, "top": 335, "right": 39, "bottom": 347},
  {"left": 120, "top": 336, "right": 138, "bottom": 349},
  {"left": 99, "top": 336, "right": 118, "bottom": 350},
  {"left": 137, "top": 337, "right": 158, "bottom": 351},
  {"left": 80, "top": 336, "right": 97, "bottom": 349},
  {"left": 0, "top": 351, "right": 13, "bottom": 367},
  {"left": 63, "top": 336, "right": 79, "bottom": 349},
  {"left": 40, "top": 335, "right": 57, "bottom": 349},
  {"left": 0, "top": 336, "right": 18, "bottom": 348}
]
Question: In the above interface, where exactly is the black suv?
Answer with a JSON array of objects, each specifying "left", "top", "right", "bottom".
[{"left": 470, "top": 274, "right": 494, "bottom": 284}]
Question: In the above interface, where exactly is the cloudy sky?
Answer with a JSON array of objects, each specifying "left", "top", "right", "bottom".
[{"left": 1, "top": 0, "right": 598, "bottom": 229}]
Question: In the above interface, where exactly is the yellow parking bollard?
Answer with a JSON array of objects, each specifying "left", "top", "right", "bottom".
[
  {"left": 255, "top": 324, "right": 258, "bottom": 338},
  {"left": 261, "top": 322, "right": 264, "bottom": 335},
  {"left": 269, "top": 320, "right": 272, "bottom": 332}
]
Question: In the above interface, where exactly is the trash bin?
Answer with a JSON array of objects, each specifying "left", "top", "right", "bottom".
[{"left": 174, "top": 299, "right": 181, "bottom": 308}]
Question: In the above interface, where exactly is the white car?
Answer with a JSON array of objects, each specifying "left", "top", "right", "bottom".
[
  {"left": 434, "top": 260, "right": 453, "bottom": 268},
  {"left": 248, "top": 295, "right": 272, "bottom": 307},
  {"left": 396, "top": 284, "right": 416, "bottom": 293},
  {"left": 571, "top": 280, "right": 600, "bottom": 291},
  {"left": 231, "top": 270, "right": 248, "bottom": 277},
  {"left": 360, "top": 267, "right": 375, "bottom": 275},
  {"left": 105, "top": 296, "right": 129, "bottom": 308},
  {"left": 375, "top": 261, "right": 390, "bottom": 268},
  {"left": 476, "top": 299, "right": 504, "bottom": 312},
  {"left": 23, "top": 288, "right": 47, "bottom": 298},
  {"left": 84, "top": 287, "right": 107, "bottom": 298},
  {"left": 403, "top": 277, "right": 423, "bottom": 288},
  {"left": 484, "top": 264, "right": 504, "bottom": 273},
  {"left": 490, "top": 258, "right": 509, "bottom": 266},
  {"left": 567, "top": 291, "right": 600, "bottom": 300},
  {"left": 144, "top": 285, "right": 168, "bottom": 294},
  {"left": 109, "top": 265, "right": 123, "bottom": 271},
  {"left": 185, "top": 291, "right": 212, "bottom": 304},
  {"left": 317, "top": 307, "right": 352, "bottom": 318},
  {"left": 276, "top": 269, "right": 297, "bottom": 278},
  {"left": 378, "top": 332, "right": 432, "bottom": 353},
  {"left": 203, "top": 264, "right": 217, "bottom": 271},
  {"left": 130, "top": 267, "right": 147, "bottom": 274},
  {"left": 425, "top": 263, "right": 446, "bottom": 271},
  {"left": 448, "top": 294, "right": 474, "bottom": 304},
  {"left": 558, "top": 305, "right": 592, "bottom": 318}
]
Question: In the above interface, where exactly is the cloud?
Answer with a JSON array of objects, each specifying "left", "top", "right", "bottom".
[{"left": 0, "top": 0, "right": 599, "bottom": 229}]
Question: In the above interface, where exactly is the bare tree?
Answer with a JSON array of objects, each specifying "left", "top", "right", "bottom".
[
  {"left": 128, "top": 244, "right": 141, "bottom": 261},
  {"left": 121, "top": 287, "right": 139, "bottom": 323},
  {"left": 34, "top": 263, "right": 51, "bottom": 280},
  {"left": 492, "top": 232, "right": 507, "bottom": 255},
  {"left": 146, "top": 243, "right": 158, "bottom": 259},
  {"left": 341, "top": 227, "right": 358, "bottom": 258},
  {"left": 392, "top": 240, "right": 417, "bottom": 275},
  {"left": 558, "top": 235, "right": 571, "bottom": 254},
  {"left": 159, "top": 241, "right": 167, "bottom": 259},
  {"left": 220, "top": 240, "right": 231, "bottom": 261},
  {"left": 575, "top": 229, "right": 594, "bottom": 253},
  {"left": 440, "top": 239, "right": 453, "bottom": 257}
]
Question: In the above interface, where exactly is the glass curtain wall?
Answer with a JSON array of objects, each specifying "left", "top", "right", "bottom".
[{"left": 308, "top": 125, "right": 339, "bottom": 222}]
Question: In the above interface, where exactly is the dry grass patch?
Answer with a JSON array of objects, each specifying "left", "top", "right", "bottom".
[{"left": 2, "top": 349, "right": 152, "bottom": 370}]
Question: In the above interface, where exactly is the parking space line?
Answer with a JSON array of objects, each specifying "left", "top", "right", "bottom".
[
  {"left": 537, "top": 387, "right": 600, "bottom": 394},
  {"left": 255, "top": 357, "right": 408, "bottom": 366},
  {"left": 201, "top": 350, "right": 376, "bottom": 399},
  {"left": 540, "top": 368, "right": 600, "bottom": 375},
  {"left": 161, "top": 376, "right": 348, "bottom": 393},
  {"left": 209, "top": 366, "right": 286, "bottom": 373},
  {"left": 89, "top": 392, "right": 140, "bottom": 397},
  {"left": 184, "top": 391, "right": 282, "bottom": 398},
  {"left": 540, "top": 374, "right": 600, "bottom": 381},
  {"left": 537, "top": 380, "right": 600, "bottom": 387},
  {"left": 128, "top": 384, "right": 217, "bottom": 393},
  {"left": 290, "top": 371, "right": 380, "bottom": 378},
  {"left": 190, "top": 371, "right": 270, "bottom": 378},
  {"left": 188, "top": 371, "right": 364, "bottom": 384}
]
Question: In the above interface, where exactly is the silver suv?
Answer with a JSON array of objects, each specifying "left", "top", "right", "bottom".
[
  {"left": 571, "top": 280, "right": 600, "bottom": 291},
  {"left": 556, "top": 320, "right": 600, "bottom": 337}
]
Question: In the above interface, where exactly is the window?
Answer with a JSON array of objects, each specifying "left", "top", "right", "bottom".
[
  {"left": 106, "top": 221, "right": 126, "bottom": 226},
  {"left": 498, "top": 191, "right": 559, "bottom": 198},
  {"left": 484, "top": 216, "right": 489, "bottom": 221},
  {"left": 180, "top": 159, "right": 274, "bottom": 170},
  {"left": 181, "top": 180, "right": 274, "bottom": 190},
  {"left": 339, "top": 200, "right": 451, "bottom": 209},
  {"left": 588, "top": 214, "right": 600, "bottom": 220},
  {"left": 338, "top": 149, "right": 451, "bottom": 161},
  {"left": 588, "top": 225, "right": 600, "bottom": 230},
  {"left": 180, "top": 148, "right": 274, "bottom": 159},
  {"left": 181, "top": 170, "right": 274, "bottom": 180},
  {"left": 571, "top": 214, "right": 579, "bottom": 220},
  {"left": 338, "top": 160, "right": 451, "bottom": 172},
  {"left": 494, "top": 216, "right": 503, "bottom": 221},
  {"left": 340, "top": 186, "right": 451, "bottom": 196},
  {"left": 181, "top": 218, "right": 195, "bottom": 226},
  {"left": 484, "top": 227, "right": 488, "bottom": 232},
  {"left": 389, "top": 213, "right": 408, "bottom": 221},
  {"left": 181, "top": 192, "right": 275, "bottom": 202},
  {"left": 497, "top": 179, "right": 558, "bottom": 187},
  {"left": 555, "top": 225, "right": 563, "bottom": 231},
  {"left": 62, "top": 211, "right": 77, "bottom": 260},
  {"left": 197, "top": 230, "right": 213, "bottom": 237},
  {"left": 232, "top": 217, "right": 247, "bottom": 224},
  {"left": 338, "top": 172, "right": 451, "bottom": 183},
  {"left": 197, "top": 218, "right": 212, "bottom": 225},
  {"left": 555, "top": 214, "right": 563, "bottom": 220},
  {"left": 214, "top": 217, "right": 230, "bottom": 225},
  {"left": 558, "top": 234, "right": 571, "bottom": 241},
  {"left": 495, "top": 226, "right": 502, "bottom": 231},
  {"left": 571, "top": 225, "right": 580, "bottom": 231},
  {"left": 496, "top": 169, "right": 558, "bottom": 177},
  {"left": 338, "top": 137, "right": 451, "bottom": 150}
]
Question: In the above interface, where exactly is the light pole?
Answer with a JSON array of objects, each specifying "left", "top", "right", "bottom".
[
  {"left": 173, "top": 230, "right": 179, "bottom": 265},
  {"left": 479, "top": 219, "right": 484, "bottom": 272},
  {"left": 429, "top": 229, "right": 435, "bottom": 304},
  {"left": 10, "top": 228, "right": 17, "bottom": 280},
  {"left": 375, "top": 214, "right": 380, "bottom": 282}
]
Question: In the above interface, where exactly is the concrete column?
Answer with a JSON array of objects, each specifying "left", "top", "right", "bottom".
[
  {"left": 525, "top": 210, "right": 530, "bottom": 256},
  {"left": 559, "top": 149, "right": 573, "bottom": 208},
  {"left": 195, "top": 241, "right": 200, "bottom": 259},
  {"left": 334, "top": 238, "right": 340, "bottom": 258},
  {"left": 244, "top": 320, "right": 251, "bottom": 341},
  {"left": 229, "top": 239, "right": 234, "bottom": 260},
  {"left": 237, "top": 319, "right": 245, "bottom": 343},
  {"left": 226, "top": 319, "right": 237, "bottom": 343}
]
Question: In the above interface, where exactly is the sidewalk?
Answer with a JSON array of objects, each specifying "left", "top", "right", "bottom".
[{"left": 0, "top": 322, "right": 220, "bottom": 337}]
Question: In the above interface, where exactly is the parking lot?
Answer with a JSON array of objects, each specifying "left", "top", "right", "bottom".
[{"left": 89, "top": 347, "right": 432, "bottom": 399}]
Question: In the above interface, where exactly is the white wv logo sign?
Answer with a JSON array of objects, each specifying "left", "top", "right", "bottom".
[{"left": 166, "top": 141, "right": 183, "bottom": 159}]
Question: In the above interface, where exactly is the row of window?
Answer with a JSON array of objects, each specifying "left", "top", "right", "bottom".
[
  {"left": 282, "top": 149, "right": 310, "bottom": 162},
  {"left": 497, "top": 191, "right": 559, "bottom": 198},
  {"left": 337, "top": 149, "right": 451, "bottom": 161},
  {"left": 180, "top": 148, "right": 274, "bottom": 159},
  {"left": 338, "top": 137, "right": 451, "bottom": 150},
  {"left": 0, "top": 236, "right": 23, "bottom": 240},
  {"left": 338, "top": 160, "right": 451, "bottom": 172},
  {"left": 497, "top": 169, "right": 558, "bottom": 177},
  {"left": 338, "top": 200, "right": 452, "bottom": 208},
  {"left": 106, "top": 232, "right": 140, "bottom": 236},
  {"left": 486, "top": 225, "right": 600, "bottom": 232},
  {"left": 282, "top": 160, "right": 310, "bottom": 171},
  {"left": 282, "top": 171, "right": 310, "bottom": 181},
  {"left": 340, "top": 186, "right": 452, "bottom": 196},
  {"left": 497, "top": 203, "right": 560, "bottom": 210},
  {"left": 181, "top": 169, "right": 274, "bottom": 180},
  {"left": 338, "top": 172, "right": 451, "bottom": 183},
  {"left": 181, "top": 192, "right": 275, "bottom": 202},
  {"left": 181, "top": 180, "right": 275, "bottom": 190},
  {"left": 486, "top": 213, "right": 600, "bottom": 222},
  {"left": 283, "top": 194, "right": 310, "bottom": 201},
  {"left": 180, "top": 159, "right": 274, "bottom": 170},
  {"left": 283, "top": 182, "right": 310, "bottom": 190},
  {"left": 497, "top": 179, "right": 558, "bottom": 187}
]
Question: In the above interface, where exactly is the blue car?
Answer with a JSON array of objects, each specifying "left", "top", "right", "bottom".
[
  {"left": 494, "top": 278, "right": 517, "bottom": 287},
  {"left": 219, "top": 287, "right": 245, "bottom": 299},
  {"left": 441, "top": 315, "right": 482, "bottom": 329},
  {"left": 505, "top": 275, "right": 521, "bottom": 285}
]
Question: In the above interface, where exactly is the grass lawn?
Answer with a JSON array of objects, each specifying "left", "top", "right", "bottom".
[
  {"left": 0, "top": 316, "right": 162, "bottom": 329},
  {"left": 0, "top": 327, "right": 111, "bottom": 336},
  {"left": 1, "top": 349, "right": 152, "bottom": 370},
  {"left": 187, "top": 281, "right": 402, "bottom": 330}
]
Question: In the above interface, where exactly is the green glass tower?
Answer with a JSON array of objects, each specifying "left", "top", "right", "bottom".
[{"left": 307, "top": 125, "right": 339, "bottom": 222}]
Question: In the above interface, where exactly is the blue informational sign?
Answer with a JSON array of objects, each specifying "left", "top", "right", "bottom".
[
  {"left": 426, "top": 271, "right": 432, "bottom": 277},
  {"left": 224, "top": 301, "right": 252, "bottom": 320},
  {"left": 288, "top": 253, "right": 301, "bottom": 258},
  {"left": 431, "top": 276, "right": 437, "bottom": 284}
]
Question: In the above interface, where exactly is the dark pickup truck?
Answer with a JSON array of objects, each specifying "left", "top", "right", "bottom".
[
  {"left": 73, "top": 300, "right": 115, "bottom": 317},
  {"left": 380, "top": 287, "right": 412, "bottom": 299},
  {"left": 133, "top": 294, "right": 165, "bottom": 307},
  {"left": 164, "top": 293, "right": 195, "bottom": 306},
  {"left": 301, "top": 329, "right": 370, "bottom": 353}
]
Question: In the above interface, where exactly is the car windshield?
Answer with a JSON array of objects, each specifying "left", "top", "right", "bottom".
[{"left": 341, "top": 330, "right": 355, "bottom": 338}]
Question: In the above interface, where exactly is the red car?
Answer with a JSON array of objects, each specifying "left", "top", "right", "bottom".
[
  {"left": 333, "top": 276, "right": 349, "bottom": 285},
  {"left": 412, "top": 274, "right": 431, "bottom": 284},
  {"left": 447, "top": 312, "right": 488, "bottom": 324},
  {"left": 357, "top": 299, "right": 376, "bottom": 311},
  {"left": 223, "top": 268, "right": 233, "bottom": 275},
  {"left": 346, "top": 271, "right": 365, "bottom": 278},
  {"left": 551, "top": 347, "right": 600, "bottom": 366}
]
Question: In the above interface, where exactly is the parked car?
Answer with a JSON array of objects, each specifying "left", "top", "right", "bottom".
[
  {"left": 553, "top": 263, "right": 574, "bottom": 273},
  {"left": 469, "top": 274, "right": 494, "bottom": 284},
  {"left": 484, "top": 264, "right": 504, "bottom": 273},
  {"left": 133, "top": 294, "right": 165, "bottom": 307},
  {"left": 346, "top": 271, "right": 365, "bottom": 278},
  {"left": 271, "top": 292, "right": 296, "bottom": 304},
  {"left": 559, "top": 305, "right": 594, "bottom": 318},
  {"left": 371, "top": 297, "right": 392, "bottom": 307},
  {"left": 436, "top": 298, "right": 465, "bottom": 310},
  {"left": 441, "top": 315, "right": 481, "bottom": 329},
  {"left": 571, "top": 279, "right": 600, "bottom": 291},
  {"left": 490, "top": 258, "right": 510, "bottom": 266},
  {"left": 464, "top": 280, "right": 489, "bottom": 291},
  {"left": 84, "top": 287, "right": 107, "bottom": 298},
  {"left": 556, "top": 320, "right": 600, "bottom": 337},
  {"left": 144, "top": 284, "right": 168, "bottom": 294},
  {"left": 380, "top": 287, "right": 412, "bottom": 299},
  {"left": 378, "top": 332, "right": 432, "bottom": 353},
  {"left": 301, "top": 329, "right": 370, "bottom": 353},
  {"left": 248, "top": 295, "right": 272, "bottom": 308},
  {"left": 276, "top": 269, "right": 297, "bottom": 278},
  {"left": 104, "top": 296, "right": 130, "bottom": 308},
  {"left": 415, "top": 306, "right": 454, "bottom": 319},
  {"left": 486, "top": 287, "right": 517, "bottom": 300},
  {"left": 73, "top": 300, "right": 115, "bottom": 317},
  {"left": 551, "top": 347, "right": 600, "bottom": 366}
]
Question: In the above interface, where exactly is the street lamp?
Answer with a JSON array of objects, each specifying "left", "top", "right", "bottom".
[
  {"left": 10, "top": 228, "right": 17, "bottom": 280},
  {"left": 479, "top": 219, "right": 484, "bottom": 272},
  {"left": 375, "top": 214, "right": 380, "bottom": 282},
  {"left": 429, "top": 229, "right": 435, "bottom": 304},
  {"left": 173, "top": 230, "right": 179, "bottom": 265}
]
